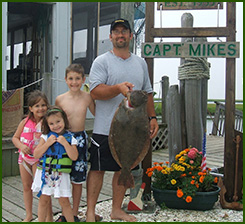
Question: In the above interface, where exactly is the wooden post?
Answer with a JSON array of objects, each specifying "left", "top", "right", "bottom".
[
  {"left": 179, "top": 13, "right": 193, "bottom": 149},
  {"left": 179, "top": 13, "right": 204, "bottom": 151},
  {"left": 42, "top": 73, "right": 52, "bottom": 103},
  {"left": 161, "top": 76, "right": 169, "bottom": 123},
  {"left": 211, "top": 102, "right": 221, "bottom": 136},
  {"left": 185, "top": 79, "right": 203, "bottom": 150},
  {"left": 234, "top": 130, "right": 243, "bottom": 200},
  {"left": 166, "top": 85, "right": 182, "bottom": 163},
  {"left": 142, "top": 1, "right": 154, "bottom": 195},
  {"left": 194, "top": 37, "right": 208, "bottom": 133},
  {"left": 180, "top": 13, "right": 193, "bottom": 64},
  {"left": 224, "top": 2, "right": 236, "bottom": 201},
  {"left": 121, "top": 2, "right": 135, "bottom": 52}
]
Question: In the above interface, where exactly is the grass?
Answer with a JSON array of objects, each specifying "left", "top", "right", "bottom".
[
  {"left": 154, "top": 101, "right": 243, "bottom": 117},
  {"left": 207, "top": 103, "right": 243, "bottom": 115}
]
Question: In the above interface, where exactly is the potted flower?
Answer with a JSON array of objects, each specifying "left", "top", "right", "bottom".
[{"left": 146, "top": 147, "right": 220, "bottom": 210}]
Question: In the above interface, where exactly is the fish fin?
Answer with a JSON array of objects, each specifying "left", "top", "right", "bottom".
[{"left": 118, "top": 168, "right": 135, "bottom": 188}]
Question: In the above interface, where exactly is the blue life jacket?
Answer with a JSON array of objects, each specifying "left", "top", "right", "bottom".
[
  {"left": 37, "top": 131, "right": 73, "bottom": 173},
  {"left": 37, "top": 131, "right": 73, "bottom": 197}
]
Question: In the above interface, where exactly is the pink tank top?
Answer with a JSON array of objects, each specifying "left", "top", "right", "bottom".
[{"left": 18, "top": 118, "right": 41, "bottom": 164}]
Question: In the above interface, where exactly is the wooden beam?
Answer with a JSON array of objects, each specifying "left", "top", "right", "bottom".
[
  {"left": 224, "top": 2, "right": 236, "bottom": 202},
  {"left": 157, "top": 2, "right": 223, "bottom": 10},
  {"left": 142, "top": 1, "right": 154, "bottom": 196},
  {"left": 145, "top": 2, "right": 154, "bottom": 83},
  {"left": 151, "top": 27, "right": 231, "bottom": 38}
]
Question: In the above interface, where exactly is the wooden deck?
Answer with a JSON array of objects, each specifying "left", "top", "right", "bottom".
[{"left": 2, "top": 135, "right": 224, "bottom": 222}]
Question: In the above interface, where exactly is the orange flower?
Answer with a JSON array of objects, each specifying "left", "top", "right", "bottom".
[
  {"left": 147, "top": 147, "right": 217, "bottom": 205},
  {"left": 148, "top": 171, "right": 153, "bottom": 177},
  {"left": 177, "top": 189, "right": 184, "bottom": 198},
  {"left": 151, "top": 167, "right": 156, "bottom": 171},
  {"left": 198, "top": 171, "right": 207, "bottom": 176},
  {"left": 146, "top": 167, "right": 154, "bottom": 174},
  {"left": 185, "top": 196, "right": 193, "bottom": 203},
  {"left": 199, "top": 175, "right": 205, "bottom": 183},
  {"left": 156, "top": 166, "right": 163, "bottom": 171},
  {"left": 214, "top": 177, "right": 218, "bottom": 183}
]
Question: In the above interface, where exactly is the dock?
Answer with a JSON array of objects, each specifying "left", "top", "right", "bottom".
[{"left": 2, "top": 134, "right": 224, "bottom": 222}]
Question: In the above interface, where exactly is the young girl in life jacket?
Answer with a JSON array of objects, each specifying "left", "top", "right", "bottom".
[
  {"left": 12, "top": 90, "right": 52, "bottom": 222},
  {"left": 32, "top": 106, "right": 78, "bottom": 222}
]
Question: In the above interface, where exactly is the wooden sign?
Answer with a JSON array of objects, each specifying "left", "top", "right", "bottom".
[
  {"left": 142, "top": 42, "right": 240, "bottom": 58},
  {"left": 157, "top": 2, "right": 223, "bottom": 10}
]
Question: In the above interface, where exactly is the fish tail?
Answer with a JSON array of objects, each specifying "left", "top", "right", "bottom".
[{"left": 118, "top": 168, "right": 135, "bottom": 188}]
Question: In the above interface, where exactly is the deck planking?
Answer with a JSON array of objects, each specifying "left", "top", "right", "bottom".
[{"left": 2, "top": 135, "right": 224, "bottom": 222}]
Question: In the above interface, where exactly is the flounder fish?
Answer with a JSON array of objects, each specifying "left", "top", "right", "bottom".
[{"left": 108, "top": 90, "right": 150, "bottom": 188}]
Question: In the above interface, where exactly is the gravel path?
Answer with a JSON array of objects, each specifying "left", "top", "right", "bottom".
[{"left": 48, "top": 196, "right": 243, "bottom": 222}]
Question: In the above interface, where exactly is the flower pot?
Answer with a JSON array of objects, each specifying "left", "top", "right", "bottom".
[{"left": 152, "top": 186, "right": 220, "bottom": 211}]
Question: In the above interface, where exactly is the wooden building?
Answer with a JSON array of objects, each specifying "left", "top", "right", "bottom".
[{"left": 2, "top": 2, "right": 145, "bottom": 104}]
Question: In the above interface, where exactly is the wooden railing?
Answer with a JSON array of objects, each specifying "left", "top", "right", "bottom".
[
  {"left": 152, "top": 123, "right": 168, "bottom": 151},
  {"left": 211, "top": 101, "right": 243, "bottom": 136}
]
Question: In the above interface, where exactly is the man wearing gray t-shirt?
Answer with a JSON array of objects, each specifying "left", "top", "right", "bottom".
[{"left": 86, "top": 18, "right": 158, "bottom": 222}]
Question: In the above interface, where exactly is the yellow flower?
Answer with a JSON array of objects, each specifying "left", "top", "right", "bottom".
[
  {"left": 175, "top": 154, "right": 181, "bottom": 160},
  {"left": 172, "top": 164, "right": 177, "bottom": 170},
  {"left": 182, "top": 150, "right": 186, "bottom": 155},
  {"left": 171, "top": 179, "right": 177, "bottom": 185},
  {"left": 147, "top": 147, "right": 217, "bottom": 205},
  {"left": 175, "top": 166, "right": 180, "bottom": 171},
  {"left": 179, "top": 166, "right": 185, "bottom": 172},
  {"left": 182, "top": 162, "right": 191, "bottom": 169},
  {"left": 179, "top": 156, "right": 185, "bottom": 163}
]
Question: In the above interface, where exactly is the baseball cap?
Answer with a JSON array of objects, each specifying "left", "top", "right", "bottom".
[{"left": 110, "top": 18, "right": 131, "bottom": 33}]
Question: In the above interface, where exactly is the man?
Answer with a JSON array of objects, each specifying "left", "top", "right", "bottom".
[{"left": 87, "top": 18, "right": 158, "bottom": 222}]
